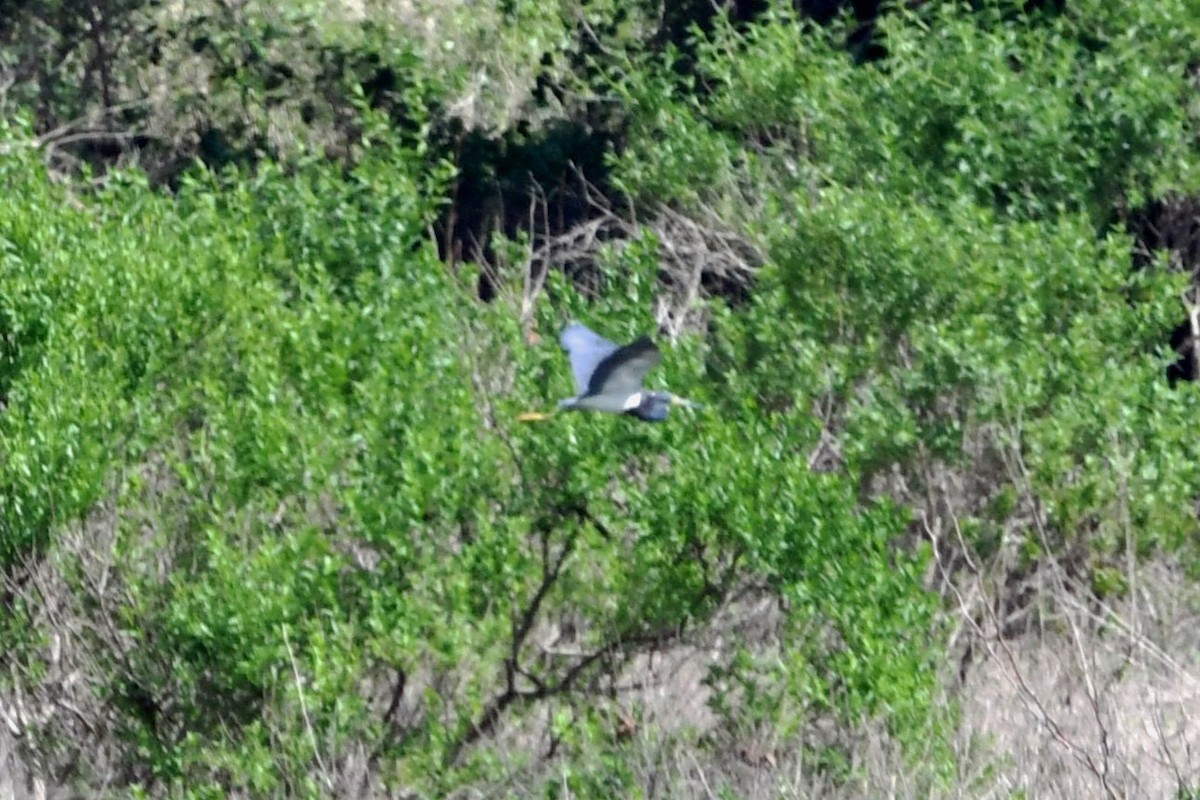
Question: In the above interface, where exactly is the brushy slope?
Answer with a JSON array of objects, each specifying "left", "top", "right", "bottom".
[
  {"left": 0, "top": 110, "right": 938, "bottom": 795},
  {"left": 3, "top": 0, "right": 1200, "bottom": 797}
]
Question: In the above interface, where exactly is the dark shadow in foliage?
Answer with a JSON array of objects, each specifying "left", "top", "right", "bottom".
[
  {"left": 1166, "top": 322, "right": 1197, "bottom": 385},
  {"left": 194, "top": 125, "right": 267, "bottom": 176},
  {"left": 1125, "top": 193, "right": 1200, "bottom": 385},
  {"left": 1022, "top": 0, "right": 1066, "bottom": 13},
  {"left": 812, "top": 0, "right": 1070, "bottom": 67},
  {"left": 398, "top": 3, "right": 633, "bottom": 301},
  {"left": 800, "top": 0, "right": 887, "bottom": 63},
  {"left": 651, "top": 0, "right": 885, "bottom": 71},
  {"left": 290, "top": 14, "right": 631, "bottom": 304},
  {"left": 652, "top": 0, "right": 768, "bottom": 63},
  {"left": 320, "top": 29, "right": 438, "bottom": 142},
  {"left": 431, "top": 116, "right": 623, "bottom": 302}
]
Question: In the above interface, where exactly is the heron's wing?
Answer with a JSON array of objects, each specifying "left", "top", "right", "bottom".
[
  {"left": 560, "top": 322, "right": 620, "bottom": 395},
  {"left": 587, "top": 335, "right": 661, "bottom": 398}
]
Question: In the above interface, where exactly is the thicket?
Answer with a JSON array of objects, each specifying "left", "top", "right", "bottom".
[{"left": 2, "top": 0, "right": 1200, "bottom": 797}]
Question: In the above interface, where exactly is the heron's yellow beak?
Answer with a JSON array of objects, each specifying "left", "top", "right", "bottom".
[{"left": 517, "top": 411, "right": 554, "bottom": 422}]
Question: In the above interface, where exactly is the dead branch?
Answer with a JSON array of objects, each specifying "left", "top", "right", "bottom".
[{"left": 502, "top": 165, "right": 762, "bottom": 340}]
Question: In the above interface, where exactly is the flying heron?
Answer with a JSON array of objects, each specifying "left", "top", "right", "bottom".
[{"left": 518, "top": 322, "right": 703, "bottom": 423}]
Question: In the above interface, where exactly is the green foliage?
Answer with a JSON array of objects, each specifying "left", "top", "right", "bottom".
[
  {"left": 1, "top": 103, "right": 942, "bottom": 793},
  {"left": 614, "top": 0, "right": 1200, "bottom": 216},
  {"left": 5, "top": 0, "right": 1200, "bottom": 796},
  {"left": 600, "top": 0, "right": 1200, "bottom": 780},
  {"left": 609, "top": 0, "right": 1200, "bottom": 563}
]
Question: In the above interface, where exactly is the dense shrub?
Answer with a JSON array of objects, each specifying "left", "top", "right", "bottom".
[
  {"left": 0, "top": 105, "right": 941, "bottom": 794},
  {"left": 608, "top": 0, "right": 1200, "bottom": 576},
  {"left": 4, "top": 0, "right": 1200, "bottom": 796}
]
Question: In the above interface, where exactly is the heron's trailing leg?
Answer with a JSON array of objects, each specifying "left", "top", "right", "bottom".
[
  {"left": 669, "top": 394, "right": 703, "bottom": 410},
  {"left": 517, "top": 410, "right": 557, "bottom": 422}
]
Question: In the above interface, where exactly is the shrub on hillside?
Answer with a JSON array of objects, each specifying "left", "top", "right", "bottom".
[{"left": 0, "top": 105, "right": 943, "bottom": 795}]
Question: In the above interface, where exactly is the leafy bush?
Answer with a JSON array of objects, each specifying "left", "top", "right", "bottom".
[
  {"left": 0, "top": 102, "right": 943, "bottom": 794},
  {"left": 598, "top": 1, "right": 1200, "bottom": 776},
  {"left": 5, "top": 0, "right": 1200, "bottom": 796},
  {"left": 608, "top": 0, "right": 1200, "bottom": 571}
]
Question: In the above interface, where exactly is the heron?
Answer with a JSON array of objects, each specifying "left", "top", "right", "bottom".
[{"left": 518, "top": 322, "right": 703, "bottom": 423}]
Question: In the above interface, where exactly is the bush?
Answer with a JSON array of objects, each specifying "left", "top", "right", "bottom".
[
  {"left": 0, "top": 101, "right": 944, "bottom": 793},
  {"left": 608, "top": 0, "right": 1200, "bottom": 571},
  {"left": 5, "top": 0, "right": 1200, "bottom": 796}
]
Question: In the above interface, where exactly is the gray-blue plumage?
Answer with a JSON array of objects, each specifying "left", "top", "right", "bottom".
[
  {"left": 554, "top": 322, "right": 702, "bottom": 422},
  {"left": 560, "top": 323, "right": 621, "bottom": 395}
]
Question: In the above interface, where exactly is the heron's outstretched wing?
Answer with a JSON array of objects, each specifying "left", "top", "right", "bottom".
[
  {"left": 588, "top": 335, "right": 661, "bottom": 398},
  {"left": 560, "top": 322, "right": 620, "bottom": 395}
]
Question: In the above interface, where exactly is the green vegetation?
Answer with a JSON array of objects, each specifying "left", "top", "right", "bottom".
[{"left": 2, "top": 0, "right": 1200, "bottom": 797}]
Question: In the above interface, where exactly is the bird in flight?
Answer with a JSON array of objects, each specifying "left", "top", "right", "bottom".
[{"left": 518, "top": 322, "right": 703, "bottom": 423}]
